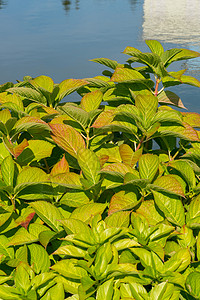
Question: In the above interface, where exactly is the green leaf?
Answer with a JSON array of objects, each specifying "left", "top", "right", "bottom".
[
  {"left": 0, "top": 235, "right": 14, "bottom": 258},
  {"left": 151, "top": 175, "right": 185, "bottom": 197},
  {"left": 57, "top": 78, "right": 89, "bottom": 101},
  {"left": 77, "top": 148, "right": 101, "bottom": 185},
  {"left": 51, "top": 259, "right": 87, "bottom": 280},
  {"left": 164, "top": 249, "right": 191, "bottom": 273},
  {"left": 168, "top": 160, "right": 196, "bottom": 190},
  {"left": 53, "top": 244, "right": 87, "bottom": 258},
  {"left": 150, "top": 282, "right": 178, "bottom": 300},
  {"left": 0, "top": 140, "right": 10, "bottom": 164},
  {"left": 119, "top": 144, "right": 142, "bottom": 167},
  {"left": 139, "top": 154, "right": 159, "bottom": 182},
  {"left": 164, "top": 48, "right": 200, "bottom": 66},
  {"left": 9, "top": 227, "right": 38, "bottom": 246},
  {"left": 42, "top": 283, "right": 65, "bottom": 300},
  {"left": 131, "top": 247, "right": 164, "bottom": 273},
  {"left": 125, "top": 52, "right": 168, "bottom": 78},
  {"left": 152, "top": 190, "right": 185, "bottom": 226},
  {"left": 157, "top": 90, "right": 186, "bottom": 109},
  {"left": 59, "top": 218, "right": 95, "bottom": 245},
  {"left": 145, "top": 40, "right": 164, "bottom": 56},
  {"left": 1, "top": 155, "right": 15, "bottom": 187},
  {"left": 50, "top": 123, "right": 85, "bottom": 157},
  {"left": 186, "top": 194, "right": 200, "bottom": 229},
  {"left": 58, "top": 103, "right": 89, "bottom": 128},
  {"left": 186, "top": 272, "right": 200, "bottom": 299},
  {"left": 7, "top": 86, "right": 47, "bottom": 105},
  {"left": 110, "top": 66, "right": 154, "bottom": 87},
  {"left": 17, "top": 140, "right": 54, "bottom": 164},
  {"left": 135, "top": 94, "right": 158, "bottom": 128},
  {"left": 81, "top": 90, "right": 103, "bottom": 112},
  {"left": 90, "top": 57, "right": 118, "bottom": 69},
  {"left": 105, "top": 211, "right": 131, "bottom": 228},
  {"left": 96, "top": 278, "right": 114, "bottom": 300},
  {"left": 30, "top": 201, "right": 63, "bottom": 232},
  {"left": 15, "top": 166, "right": 49, "bottom": 192},
  {"left": 136, "top": 200, "right": 164, "bottom": 225},
  {"left": 70, "top": 203, "right": 107, "bottom": 223},
  {"left": 28, "top": 244, "right": 50, "bottom": 273},
  {"left": 14, "top": 262, "right": 31, "bottom": 294},
  {"left": 182, "top": 112, "right": 200, "bottom": 128},
  {"left": 153, "top": 109, "right": 183, "bottom": 125},
  {"left": 108, "top": 190, "right": 139, "bottom": 215},
  {"left": 29, "top": 75, "right": 54, "bottom": 93},
  {"left": 13, "top": 116, "right": 50, "bottom": 135}
]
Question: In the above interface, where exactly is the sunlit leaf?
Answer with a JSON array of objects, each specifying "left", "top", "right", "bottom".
[
  {"left": 119, "top": 144, "right": 142, "bottom": 167},
  {"left": 81, "top": 90, "right": 103, "bottom": 112},
  {"left": 145, "top": 40, "right": 164, "bottom": 56},
  {"left": 152, "top": 190, "right": 185, "bottom": 226},
  {"left": 90, "top": 57, "right": 118, "bottom": 69},
  {"left": 108, "top": 190, "right": 139, "bottom": 215},
  {"left": 157, "top": 90, "right": 186, "bottom": 109},
  {"left": 50, "top": 123, "right": 85, "bottom": 157},
  {"left": 77, "top": 148, "right": 101, "bottom": 185},
  {"left": 30, "top": 201, "right": 63, "bottom": 232},
  {"left": 139, "top": 154, "right": 159, "bottom": 182}
]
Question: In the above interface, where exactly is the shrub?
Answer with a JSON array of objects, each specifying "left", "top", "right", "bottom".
[{"left": 0, "top": 40, "right": 200, "bottom": 299}]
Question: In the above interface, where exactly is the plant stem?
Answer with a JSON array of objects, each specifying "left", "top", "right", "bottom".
[
  {"left": 136, "top": 136, "right": 145, "bottom": 151},
  {"left": 154, "top": 78, "right": 160, "bottom": 97}
]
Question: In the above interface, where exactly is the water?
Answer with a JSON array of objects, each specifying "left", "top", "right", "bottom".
[{"left": 0, "top": 0, "right": 199, "bottom": 112}]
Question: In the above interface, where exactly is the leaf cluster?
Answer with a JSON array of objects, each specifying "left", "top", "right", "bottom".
[{"left": 0, "top": 40, "right": 199, "bottom": 299}]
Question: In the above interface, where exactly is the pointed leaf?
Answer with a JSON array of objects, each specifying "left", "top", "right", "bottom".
[
  {"left": 57, "top": 79, "right": 88, "bottom": 100},
  {"left": 119, "top": 144, "right": 142, "bottom": 167},
  {"left": 7, "top": 87, "right": 47, "bottom": 105},
  {"left": 152, "top": 190, "right": 185, "bottom": 226},
  {"left": 1, "top": 155, "right": 15, "bottom": 187},
  {"left": 81, "top": 90, "right": 103, "bottom": 112},
  {"left": 109, "top": 190, "right": 139, "bottom": 215},
  {"left": 186, "top": 194, "right": 200, "bottom": 228},
  {"left": 90, "top": 57, "right": 118, "bottom": 69},
  {"left": 28, "top": 244, "right": 50, "bottom": 274},
  {"left": 139, "top": 154, "right": 159, "bottom": 182},
  {"left": 50, "top": 123, "right": 85, "bottom": 157},
  {"left": 30, "top": 201, "right": 63, "bottom": 232},
  {"left": 186, "top": 272, "right": 200, "bottom": 299},
  {"left": 158, "top": 90, "right": 186, "bottom": 109},
  {"left": 77, "top": 148, "right": 101, "bottom": 185},
  {"left": 145, "top": 40, "right": 164, "bottom": 56},
  {"left": 50, "top": 155, "right": 69, "bottom": 176}
]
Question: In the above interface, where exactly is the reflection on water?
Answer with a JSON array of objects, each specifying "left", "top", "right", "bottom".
[
  {"left": 62, "top": 0, "right": 80, "bottom": 12},
  {"left": 0, "top": 0, "right": 6, "bottom": 9},
  {"left": 143, "top": 0, "right": 200, "bottom": 44},
  {"left": 142, "top": 0, "right": 200, "bottom": 73}
]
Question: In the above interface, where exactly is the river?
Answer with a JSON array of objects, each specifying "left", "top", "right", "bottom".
[{"left": 0, "top": 0, "right": 199, "bottom": 112}]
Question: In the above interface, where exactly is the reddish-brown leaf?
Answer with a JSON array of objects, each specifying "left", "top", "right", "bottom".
[
  {"left": 92, "top": 110, "right": 114, "bottom": 128},
  {"left": 50, "top": 155, "right": 69, "bottom": 176},
  {"left": 13, "top": 139, "right": 29, "bottom": 158},
  {"left": 182, "top": 112, "right": 200, "bottom": 128},
  {"left": 19, "top": 212, "right": 36, "bottom": 230},
  {"left": 119, "top": 144, "right": 142, "bottom": 166},
  {"left": 50, "top": 124, "right": 85, "bottom": 157}
]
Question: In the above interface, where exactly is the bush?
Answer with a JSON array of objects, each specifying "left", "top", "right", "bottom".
[{"left": 0, "top": 40, "right": 200, "bottom": 299}]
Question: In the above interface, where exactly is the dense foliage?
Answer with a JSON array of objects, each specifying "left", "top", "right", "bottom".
[{"left": 0, "top": 40, "right": 200, "bottom": 299}]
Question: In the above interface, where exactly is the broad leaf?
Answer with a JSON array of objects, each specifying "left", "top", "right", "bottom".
[
  {"left": 50, "top": 123, "right": 85, "bottom": 157},
  {"left": 81, "top": 90, "right": 103, "bottom": 112},
  {"left": 152, "top": 190, "right": 185, "bottom": 226},
  {"left": 77, "top": 148, "right": 101, "bottom": 185},
  {"left": 30, "top": 201, "right": 63, "bottom": 232},
  {"left": 139, "top": 154, "right": 159, "bottom": 182}
]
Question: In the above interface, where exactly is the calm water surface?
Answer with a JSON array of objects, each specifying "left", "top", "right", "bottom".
[{"left": 0, "top": 0, "right": 199, "bottom": 112}]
